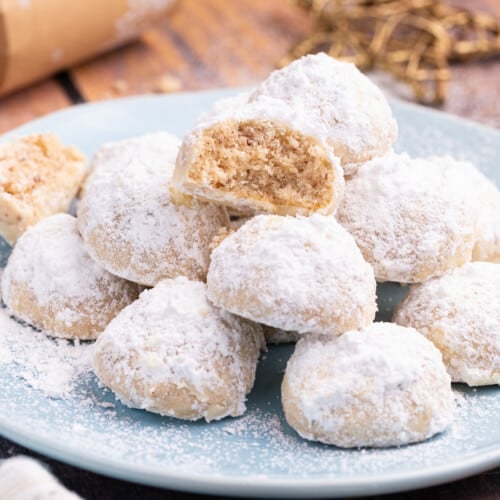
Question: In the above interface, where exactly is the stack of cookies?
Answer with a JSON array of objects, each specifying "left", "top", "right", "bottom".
[{"left": 1, "top": 53, "right": 498, "bottom": 448}]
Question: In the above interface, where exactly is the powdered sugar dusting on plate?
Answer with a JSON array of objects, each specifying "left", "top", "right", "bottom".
[
  {"left": 0, "top": 313, "right": 93, "bottom": 398},
  {"left": 0, "top": 271, "right": 93, "bottom": 398},
  {"left": 0, "top": 329, "right": 498, "bottom": 479}
]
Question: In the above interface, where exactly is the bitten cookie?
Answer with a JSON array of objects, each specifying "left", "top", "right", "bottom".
[
  {"left": 337, "top": 153, "right": 476, "bottom": 283},
  {"left": 173, "top": 55, "right": 396, "bottom": 215},
  {"left": 250, "top": 53, "right": 397, "bottom": 174},
  {"left": 0, "top": 133, "right": 87, "bottom": 244},
  {"left": 1, "top": 214, "right": 140, "bottom": 339},
  {"left": 394, "top": 262, "right": 500, "bottom": 386},
  {"left": 93, "top": 278, "right": 264, "bottom": 421},
  {"left": 77, "top": 132, "right": 228, "bottom": 286},
  {"left": 282, "top": 323, "right": 454, "bottom": 448},
  {"left": 207, "top": 214, "right": 377, "bottom": 336}
]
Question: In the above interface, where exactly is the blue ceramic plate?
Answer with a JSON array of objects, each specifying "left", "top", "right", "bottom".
[{"left": 0, "top": 90, "right": 499, "bottom": 498}]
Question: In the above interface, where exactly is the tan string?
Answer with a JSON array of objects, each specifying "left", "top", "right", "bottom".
[{"left": 281, "top": 0, "right": 500, "bottom": 104}]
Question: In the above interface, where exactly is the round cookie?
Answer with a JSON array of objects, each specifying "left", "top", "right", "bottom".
[
  {"left": 250, "top": 53, "right": 397, "bottom": 174},
  {"left": 93, "top": 277, "right": 264, "bottom": 421},
  {"left": 393, "top": 262, "right": 500, "bottom": 386},
  {"left": 281, "top": 323, "right": 454, "bottom": 448},
  {"left": 78, "top": 132, "right": 228, "bottom": 286},
  {"left": 1, "top": 213, "right": 140, "bottom": 339},
  {"left": 207, "top": 214, "right": 377, "bottom": 336},
  {"left": 337, "top": 153, "right": 476, "bottom": 283}
]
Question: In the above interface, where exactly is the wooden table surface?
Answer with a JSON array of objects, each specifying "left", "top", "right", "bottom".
[{"left": 0, "top": 1, "right": 499, "bottom": 499}]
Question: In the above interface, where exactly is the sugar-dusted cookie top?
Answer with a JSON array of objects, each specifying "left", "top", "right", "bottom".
[
  {"left": 337, "top": 153, "right": 476, "bottom": 283},
  {"left": 207, "top": 214, "right": 376, "bottom": 336},
  {"left": 282, "top": 322, "right": 454, "bottom": 448},
  {"left": 1, "top": 213, "right": 140, "bottom": 339},
  {"left": 249, "top": 53, "right": 397, "bottom": 172},
  {"left": 394, "top": 261, "right": 500, "bottom": 386},
  {"left": 93, "top": 277, "right": 263, "bottom": 421},
  {"left": 78, "top": 132, "right": 228, "bottom": 286}
]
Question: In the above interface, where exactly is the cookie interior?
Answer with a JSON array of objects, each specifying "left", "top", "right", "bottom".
[{"left": 188, "top": 119, "right": 336, "bottom": 214}]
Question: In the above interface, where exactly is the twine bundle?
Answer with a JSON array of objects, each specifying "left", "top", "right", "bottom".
[{"left": 281, "top": 0, "right": 500, "bottom": 104}]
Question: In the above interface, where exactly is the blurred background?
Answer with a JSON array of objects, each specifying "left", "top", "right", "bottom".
[{"left": 0, "top": 0, "right": 499, "bottom": 134}]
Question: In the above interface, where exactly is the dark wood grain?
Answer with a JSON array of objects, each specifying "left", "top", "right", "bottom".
[
  {"left": 69, "top": 0, "right": 311, "bottom": 100},
  {"left": 1, "top": 0, "right": 499, "bottom": 132},
  {"left": 0, "top": 79, "right": 70, "bottom": 134}
]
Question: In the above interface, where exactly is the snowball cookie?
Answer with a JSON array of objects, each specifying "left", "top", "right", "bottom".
[
  {"left": 207, "top": 214, "right": 377, "bottom": 336},
  {"left": 337, "top": 153, "right": 476, "bottom": 284},
  {"left": 282, "top": 323, "right": 454, "bottom": 448},
  {"left": 1, "top": 214, "right": 140, "bottom": 339},
  {"left": 173, "top": 58, "right": 350, "bottom": 217},
  {"left": 250, "top": 53, "right": 397, "bottom": 175},
  {"left": 78, "top": 132, "right": 228, "bottom": 286},
  {"left": 93, "top": 278, "right": 264, "bottom": 421},
  {"left": 394, "top": 262, "right": 500, "bottom": 386}
]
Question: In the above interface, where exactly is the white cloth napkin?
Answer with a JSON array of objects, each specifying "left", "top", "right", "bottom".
[{"left": 0, "top": 456, "right": 81, "bottom": 500}]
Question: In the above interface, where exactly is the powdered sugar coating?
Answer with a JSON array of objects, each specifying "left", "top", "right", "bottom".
[
  {"left": 337, "top": 153, "right": 476, "bottom": 283},
  {"left": 93, "top": 278, "right": 264, "bottom": 422},
  {"left": 78, "top": 132, "right": 228, "bottom": 286},
  {"left": 190, "top": 86, "right": 337, "bottom": 146},
  {"left": 422, "top": 157, "right": 500, "bottom": 263},
  {"left": 249, "top": 53, "right": 397, "bottom": 173},
  {"left": 194, "top": 92, "right": 252, "bottom": 125},
  {"left": 463, "top": 163, "right": 500, "bottom": 262},
  {"left": 174, "top": 55, "right": 396, "bottom": 213},
  {"left": 282, "top": 323, "right": 454, "bottom": 448},
  {"left": 190, "top": 53, "right": 396, "bottom": 157},
  {"left": 394, "top": 262, "right": 500, "bottom": 386},
  {"left": 1, "top": 214, "right": 139, "bottom": 339},
  {"left": 207, "top": 214, "right": 377, "bottom": 336}
]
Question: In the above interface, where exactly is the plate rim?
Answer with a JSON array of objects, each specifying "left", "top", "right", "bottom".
[
  {"left": 2, "top": 88, "right": 500, "bottom": 141},
  {"left": 1, "top": 412, "right": 499, "bottom": 498}
]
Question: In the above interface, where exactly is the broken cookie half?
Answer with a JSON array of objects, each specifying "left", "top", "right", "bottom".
[
  {"left": 0, "top": 133, "right": 87, "bottom": 244},
  {"left": 173, "top": 94, "right": 344, "bottom": 216},
  {"left": 172, "top": 54, "right": 397, "bottom": 216}
]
